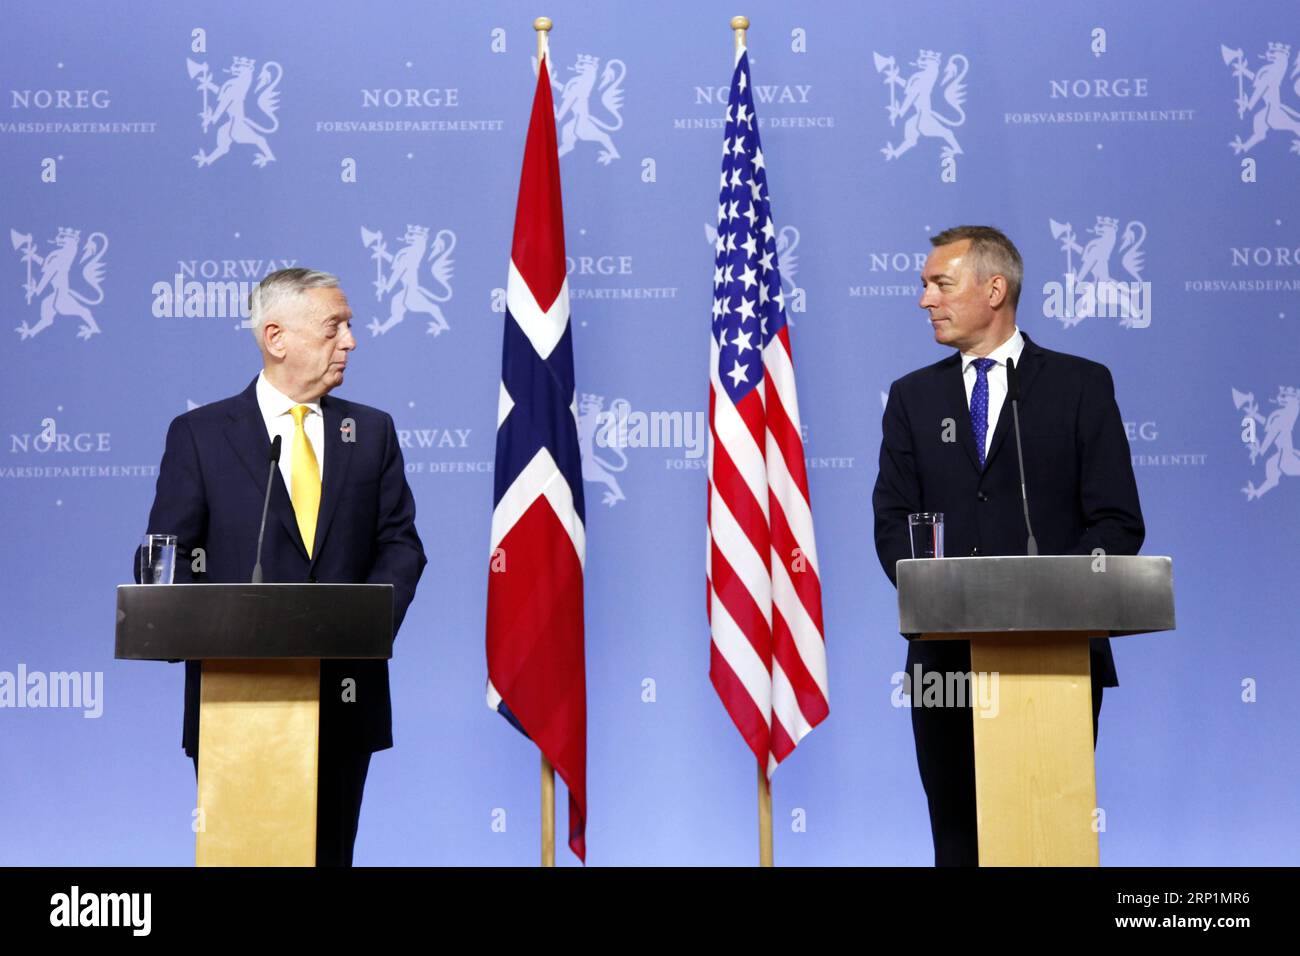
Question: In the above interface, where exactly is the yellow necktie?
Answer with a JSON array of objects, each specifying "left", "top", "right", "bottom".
[{"left": 289, "top": 405, "right": 321, "bottom": 557}]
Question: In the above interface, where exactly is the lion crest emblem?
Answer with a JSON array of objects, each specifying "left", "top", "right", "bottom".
[
  {"left": 360, "top": 225, "right": 455, "bottom": 337},
  {"left": 1222, "top": 42, "right": 1300, "bottom": 156},
  {"left": 577, "top": 394, "right": 629, "bottom": 506},
  {"left": 11, "top": 227, "right": 108, "bottom": 340},
  {"left": 187, "top": 55, "right": 283, "bottom": 167},
  {"left": 873, "top": 49, "right": 968, "bottom": 173},
  {"left": 1048, "top": 216, "right": 1148, "bottom": 327},
  {"left": 1235, "top": 386, "right": 1300, "bottom": 499},
  {"left": 539, "top": 54, "right": 627, "bottom": 165}
]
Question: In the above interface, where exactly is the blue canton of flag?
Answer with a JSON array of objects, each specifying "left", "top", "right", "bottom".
[{"left": 712, "top": 52, "right": 788, "bottom": 404}]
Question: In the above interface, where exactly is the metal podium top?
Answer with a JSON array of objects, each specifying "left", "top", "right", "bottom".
[
  {"left": 115, "top": 583, "right": 394, "bottom": 660},
  {"left": 896, "top": 555, "right": 1174, "bottom": 637}
]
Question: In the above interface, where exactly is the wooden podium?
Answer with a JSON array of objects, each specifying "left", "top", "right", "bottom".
[
  {"left": 896, "top": 555, "right": 1174, "bottom": 866},
  {"left": 115, "top": 583, "right": 393, "bottom": 867}
]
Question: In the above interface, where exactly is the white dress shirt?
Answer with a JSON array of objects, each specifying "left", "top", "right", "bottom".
[
  {"left": 960, "top": 327, "right": 1025, "bottom": 460},
  {"left": 256, "top": 371, "right": 324, "bottom": 494}
]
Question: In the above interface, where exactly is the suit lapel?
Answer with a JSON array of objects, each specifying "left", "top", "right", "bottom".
[
  {"left": 939, "top": 354, "right": 982, "bottom": 473},
  {"left": 983, "top": 332, "right": 1046, "bottom": 473},
  {"left": 309, "top": 395, "right": 355, "bottom": 569},
  {"left": 225, "top": 377, "right": 309, "bottom": 560}
]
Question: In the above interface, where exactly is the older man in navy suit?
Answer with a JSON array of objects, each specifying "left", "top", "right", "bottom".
[
  {"left": 872, "top": 226, "right": 1144, "bottom": 866},
  {"left": 138, "top": 268, "right": 426, "bottom": 866}
]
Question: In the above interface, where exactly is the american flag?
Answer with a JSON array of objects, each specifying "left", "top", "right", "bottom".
[
  {"left": 486, "top": 55, "right": 587, "bottom": 862},
  {"left": 708, "top": 50, "right": 828, "bottom": 777}
]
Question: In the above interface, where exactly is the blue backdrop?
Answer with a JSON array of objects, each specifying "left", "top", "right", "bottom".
[{"left": 2, "top": 0, "right": 1297, "bottom": 866}]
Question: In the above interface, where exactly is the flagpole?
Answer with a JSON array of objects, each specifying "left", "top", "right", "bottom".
[
  {"left": 731, "top": 12, "right": 774, "bottom": 869},
  {"left": 535, "top": 15, "right": 551, "bottom": 62},
  {"left": 731, "top": 14, "right": 748, "bottom": 57},
  {"left": 541, "top": 753, "right": 556, "bottom": 867},
  {"left": 531, "top": 13, "right": 559, "bottom": 871}
]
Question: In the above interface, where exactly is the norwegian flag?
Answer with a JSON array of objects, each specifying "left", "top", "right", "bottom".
[
  {"left": 486, "top": 55, "right": 587, "bottom": 862},
  {"left": 708, "top": 50, "right": 828, "bottom": 777}
]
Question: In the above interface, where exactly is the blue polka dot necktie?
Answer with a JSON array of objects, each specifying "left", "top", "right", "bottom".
[{"left": 970, "top": 358, "right": 996, "bottom": 469}]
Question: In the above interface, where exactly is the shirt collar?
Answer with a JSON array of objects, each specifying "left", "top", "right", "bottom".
[
  {"left": 256, "top": 371, "right": 322, "bottom": 420},
  {"left": 961, "top": 327, "right": 1024, "bottom": 373}
]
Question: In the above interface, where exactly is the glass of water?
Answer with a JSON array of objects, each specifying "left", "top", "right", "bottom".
[
  {"left": 907, "top": 513, "right": 944, "bottom": 559},
  {"left": 139, "top": 534, "right": 177, "bottom": 584}
]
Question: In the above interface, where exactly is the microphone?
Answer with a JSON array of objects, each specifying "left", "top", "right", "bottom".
[
  {"left": 251, "top": 435, "right": 282, "bottom": 583},
  {"left": 1006, "top": 357, "right": 1039, "bottom": 556}
]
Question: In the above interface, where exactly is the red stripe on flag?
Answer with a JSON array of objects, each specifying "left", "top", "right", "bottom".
[
  {"left": 768, "top": 499, "right": 826, "bottom": 635},
  {"left": 709, "top": 436, "right": 772, "bottom": 567},
  {"left": 763, "top": 350, "right": 813, "bottom": 503},
  {"left": 710, "top": 542, "right": 773, "bottom": 669},
  {"left": 731, "top": 386, "right": 768, "bottom": 462},
  {"left": 510, "top": 58, "right": 567, "bottom": 313},
  {"left": 771, "top": 605, "right": 830, "bottom": 727},
  {"left": 769, "top": 715, "right": 796, "bottom": 764},
  {"left": 709, "top": 642, "right": 770, "bottom": 764}
]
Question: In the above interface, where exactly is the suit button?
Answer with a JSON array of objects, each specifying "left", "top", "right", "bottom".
[
  {"left": 970, "top": 547, "right": 980, "bottom": 556},
  {"left": 977, "top": 492, "right": 989, "bottom": 503}
]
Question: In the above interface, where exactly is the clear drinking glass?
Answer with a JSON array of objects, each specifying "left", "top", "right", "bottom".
[
  {"left": 139, "top": 534, "right": 177, "bottom": 584},
  {"left": 907, "top": 513, "right": 944, "bottom": 559}
]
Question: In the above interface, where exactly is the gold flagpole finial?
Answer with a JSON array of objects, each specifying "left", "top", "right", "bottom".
[
  {"left": 534, "top": 17, "right": 552, "bottom": 60},
  {"left": 731, "top": 15, "right": 749, "bottom": 53}
]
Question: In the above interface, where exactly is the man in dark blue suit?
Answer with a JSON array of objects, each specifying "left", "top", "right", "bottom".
[
  {"left": 139, "top": 268, "right": 426, "bottom": 866},
  {"left": 872, "top": 226, "right": 1144, "bottom": 866}
]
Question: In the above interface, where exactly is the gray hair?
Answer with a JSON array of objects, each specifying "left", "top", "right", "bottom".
[
  {"left": 248, "top": 268, "right": 340, "bottom": 345},
  {"left": 930, "top": 225, "right": 1023, "bottom": 310}
]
